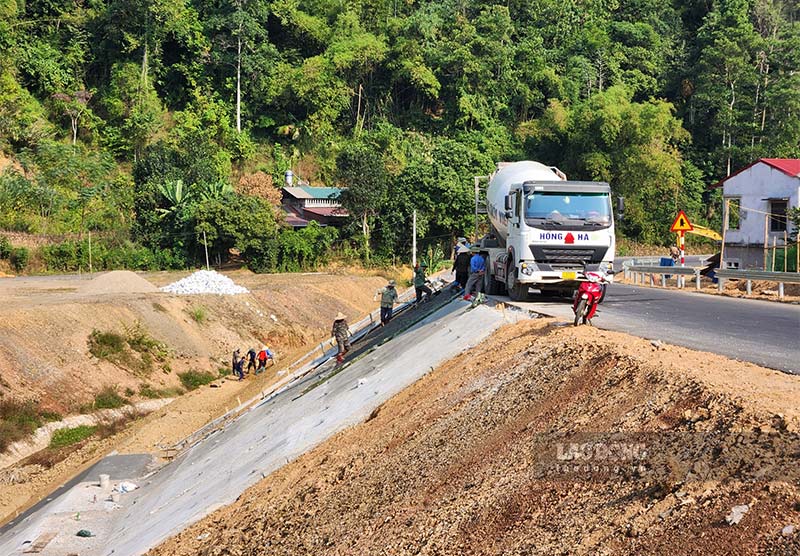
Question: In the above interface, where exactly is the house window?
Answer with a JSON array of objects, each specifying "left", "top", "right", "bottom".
[
  {"left": 770, "top": 200, "right": 787, "bottom": 232},
  {"left": 726, "top": 198, "right": 740, "bottom": 230}
]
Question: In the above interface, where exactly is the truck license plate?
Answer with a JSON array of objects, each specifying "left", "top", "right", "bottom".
[{"left": 561, "top": 271, "right": 576, "bottom": 280}]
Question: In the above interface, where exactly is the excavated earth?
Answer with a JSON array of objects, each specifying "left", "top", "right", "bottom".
[
  {"left": 150, "top": 319, "right": 800, "bottom": 556},
  {"left": 0, "top": 270, "right": 388, "bottom": 524}
]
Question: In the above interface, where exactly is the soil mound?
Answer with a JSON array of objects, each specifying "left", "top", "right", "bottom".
[
  {"left": 79, "top": 270, "right": 158, "bottom": 295},
  {"left": 152, "top": 321, "right": 800, "bottom": 556}
]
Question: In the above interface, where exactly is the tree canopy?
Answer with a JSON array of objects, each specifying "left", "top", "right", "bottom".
[{"left": 0, "top": 0, "right": 798, "bottom": 271}]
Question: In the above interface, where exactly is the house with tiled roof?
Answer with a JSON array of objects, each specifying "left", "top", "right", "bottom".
[
  {"left": 712, "top": 158, "right": 799, "bottom": 268},
  {"left": 281, "top": 185, "right": 349, "bottom": 229}
]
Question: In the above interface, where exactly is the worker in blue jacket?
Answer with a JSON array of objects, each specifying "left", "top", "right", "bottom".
[{"left": 464, "top": 249, "right": 486, "bottom": 300}]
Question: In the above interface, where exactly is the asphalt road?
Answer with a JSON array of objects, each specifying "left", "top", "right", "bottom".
[{"left": 493, "top": 283, "right": 800, "bottom": 374}]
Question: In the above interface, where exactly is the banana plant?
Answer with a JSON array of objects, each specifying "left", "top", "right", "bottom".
[
  {"left": 198, "top": 179, "right": 234, "bottom": 202},
  {"left": 157, "top": 179, "right": 194, "bottom": 219}
]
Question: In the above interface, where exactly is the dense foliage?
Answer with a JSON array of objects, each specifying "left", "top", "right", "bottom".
[{"left": 0, "top": 0, "right": 798, "bottom": 269}]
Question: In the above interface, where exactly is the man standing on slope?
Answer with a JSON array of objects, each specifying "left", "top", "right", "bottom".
[
  {"left": 377, "top": 279, "right": 398, "bottom": 325},
  {"left": 413, "top": 262, "right": 432, "bottom": 303},
  {"left": 331, "top": 312, "right": 350, "bottom": 362},
  {"left": 452, "top": 242, "right": 471, "bottom": 290},
  {"left": 464, "top": 248, "right": 486, "bottom": 301}
]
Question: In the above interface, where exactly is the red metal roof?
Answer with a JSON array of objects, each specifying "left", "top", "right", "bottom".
[
  {"left": 303, "top": 206, "right": 349, "bottom": 217},
  {"left": 710, "top": 158, "right": 800, "bottom": 188},
  {"left": 761, "top": 158, "right": 800, "bottom": 177}
]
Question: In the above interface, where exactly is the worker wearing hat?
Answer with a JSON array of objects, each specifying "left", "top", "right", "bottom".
[
  {"left": 331, "top": 312, "right": 350, "bottom": 361},
  {"left": 413, "top": 261, "right": 432, "bottom": 303},
  {"left": 377, "top": 279, "right": 398, "bottom": 325}
]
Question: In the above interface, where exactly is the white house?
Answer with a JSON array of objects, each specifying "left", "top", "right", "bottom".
[{"left": 713, "top": 158, "right": 799, "bottom": 269}]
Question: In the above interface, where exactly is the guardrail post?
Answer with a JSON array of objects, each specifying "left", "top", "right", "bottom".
[
  {"left": 746, "top": 280, "right": 752, "bottom": 296},
  {"left": 661, "top": 274, "right": 666, "bottom": 288},
  {"left": 695, "top": 271, "right": 700, "bottom": 290},
  {"left": 718, "top": 277, "right": 724, "bottom": 292},
  {"left": 779, "top": 283, "right": 784, "bottom": 298}
]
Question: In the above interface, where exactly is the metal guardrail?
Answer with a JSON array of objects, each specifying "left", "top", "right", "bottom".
[
  {"left": 715, "top": 269, "right": 800, "bottom": 298},
  {"left": 625, "top": 265, "right": 702, "bottom": 290}
]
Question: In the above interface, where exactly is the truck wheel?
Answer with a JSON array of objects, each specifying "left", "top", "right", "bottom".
[{"left": 506, "top": 265, "right": 530, "bottom": 301}]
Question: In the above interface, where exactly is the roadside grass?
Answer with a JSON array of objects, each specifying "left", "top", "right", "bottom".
[
  {"left": 187, "top": 305, "right": 207, "bottom": 324},
  {"left": 178, "top": 370, "right": 217, "bottom": 391},
  {"left": 0, "top": 399, "right": 44, "bottom": 451},
  {"left": 88, "top": 322, "right": 169, "bottom": 376},
  {"left": 49, "top": 425, "right": 97, "bottom": 448},
  {"left": 93, "top": 386, "right": 127, "bottom": 409},
  {"left": 88, "top": 330, "right": 126, "bottom": 359},
  {"left": 139, "top": 383, "right": 184, "bottom": 399}
]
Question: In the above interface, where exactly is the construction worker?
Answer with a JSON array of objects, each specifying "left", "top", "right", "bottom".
[
  {"left": 464, "top": 248, "right": 486, "bottom": 301},
  {"left": 377, "top": 279, "right": 398, "bottom": 325},
  {"left": 234, "top": 355, "right": 246, "bottom": 381},
  {"left": 246, "top": 348, "right": 257, "bottom": 374},
  {"left": 231, "top": 348, "right": 240, "bottom": 375},
  {"left": 256, "top": 346, "right": 274, "bottom": 373},
  {"left": 452, "top": 242, "right": 471, "bottom": 290},
  {"left": 331, "top": 312, "right": 350, "bottom": 361},
  {"left": 413, "top": 262, "right": 432, "bottom": 303}
]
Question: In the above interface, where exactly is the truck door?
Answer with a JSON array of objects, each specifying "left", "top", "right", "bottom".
[{"left": 510, "top": 190, "right": 523, "bottom": 230}]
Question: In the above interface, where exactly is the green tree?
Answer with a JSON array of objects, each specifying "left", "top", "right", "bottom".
[{"left": 336, "top": 143, "right": 388, "bottom": 262}]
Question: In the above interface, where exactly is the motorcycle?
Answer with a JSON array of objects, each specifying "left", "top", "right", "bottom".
[{"left": 572, "top": 270, "right": 613, "bottom": 326}]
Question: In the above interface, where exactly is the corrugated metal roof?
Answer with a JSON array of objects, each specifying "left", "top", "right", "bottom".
[
  {"left": 304, "top": 206, "right": 349, "bottom": 217},
  {"left": 298, "top": 186, "right": 343, "bottom": 199},
  {"left": 710, "top": 158, "right": 800, "bottom": 188},
  {"left": 282, "top": 186, "right": 314, "bottom": 199},
  {"left": 761, "top": 158, "right": 800, "bottom": 177}
]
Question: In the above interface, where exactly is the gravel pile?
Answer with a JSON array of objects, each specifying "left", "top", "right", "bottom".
[
  {"left": 160, "top": 270, "right": 249, "bottom": 295},
  {"left": 80, "top": 270, "right": 158, "bottom": 295}
]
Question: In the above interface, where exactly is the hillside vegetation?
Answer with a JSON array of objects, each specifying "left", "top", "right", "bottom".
[{"left": 1, "top": 0, "right": 798, "bottom": 271}]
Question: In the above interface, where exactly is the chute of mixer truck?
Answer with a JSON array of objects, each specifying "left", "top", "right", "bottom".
[{"left": 474, "top": 161, "right": 615, "bottom": 301}]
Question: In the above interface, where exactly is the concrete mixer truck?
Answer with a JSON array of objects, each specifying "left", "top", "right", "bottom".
[{"left": 475, "top": 161, "right": 615, "bottom": 301}]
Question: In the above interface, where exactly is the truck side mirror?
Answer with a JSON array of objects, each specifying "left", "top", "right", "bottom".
[{"left": 504, "top": 195, "right": 512, "bottom": 211}]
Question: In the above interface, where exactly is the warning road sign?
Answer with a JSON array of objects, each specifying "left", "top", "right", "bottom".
[{"left": 670, "top": 210, "right": 694, "bottom": 233}]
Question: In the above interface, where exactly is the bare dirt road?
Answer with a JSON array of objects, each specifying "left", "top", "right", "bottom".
[{"left": 151, "top": 318, "right": 800, "bottom": 556}]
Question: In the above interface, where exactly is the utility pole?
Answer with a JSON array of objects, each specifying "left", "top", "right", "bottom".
[
  {"left": 203, "top": 230, "right": 210, "bottom": 271},
  {"left": 88, "top": 231, "right": 92, "bottom": 274},
  {"left": 412, "top": 210, "right": 417, "bottom": 268}
]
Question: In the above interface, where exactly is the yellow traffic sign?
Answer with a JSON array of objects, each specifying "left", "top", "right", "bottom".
[{"left": 670, "top": 210, "right": 693, "bottom": 233}]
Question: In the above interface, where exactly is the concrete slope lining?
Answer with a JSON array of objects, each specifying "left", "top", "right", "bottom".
[{"left": 0, "top": 297, "right": 515, "bottom": 556}]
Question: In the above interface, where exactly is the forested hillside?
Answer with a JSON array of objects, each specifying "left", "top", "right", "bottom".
[{"left": 0, "top": 0, "right": 798, "bottom": 271}]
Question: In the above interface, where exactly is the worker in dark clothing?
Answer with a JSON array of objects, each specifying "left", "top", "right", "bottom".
[
  {"left": 452, "top": 243, "right": 471, "bottom": 289},
  {"left": 231, "top": 348, "right": 240, "bottom": 375},
  {"left": 234, "top": 355, "right": 245, "bottom": 381},
  {"left": 464, "top": 249, "right": 486, "bottom": 301},
  {"left": 331, "top": 312, "right": 350, "bottom": 362},
  {"left": 413, "top": 262, "right": 432, "bottom": 303},
  {"left": 246, "top": 348, "right": 257, "bottom": 374}
]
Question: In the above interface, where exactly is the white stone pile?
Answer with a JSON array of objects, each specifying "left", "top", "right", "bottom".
[{"left": 160, "top": 270, "right": 249, "bottom": 295}]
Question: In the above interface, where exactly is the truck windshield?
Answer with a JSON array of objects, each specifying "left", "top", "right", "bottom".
[{"left": 525, "top": 192, "right": 611, "bottom": 229}]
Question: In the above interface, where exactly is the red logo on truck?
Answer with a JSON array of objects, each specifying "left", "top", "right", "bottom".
[{"left": 564, "top": 233, "right": 575, "bottom": 244}]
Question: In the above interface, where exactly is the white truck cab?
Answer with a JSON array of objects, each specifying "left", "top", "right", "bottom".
[{"left": 477, "top": 161, "right": 615, "bottom": 301}]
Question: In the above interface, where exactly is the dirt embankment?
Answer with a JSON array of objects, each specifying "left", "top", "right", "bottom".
[
  {"left": 0, "top": 270, "right": 386, "bottom": 412},
  {"left": 151, "top": 320, "right": 800, "bottom": 556},
  {"left": 0, "top": 269, "right": 388, "bottom": 524}
]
